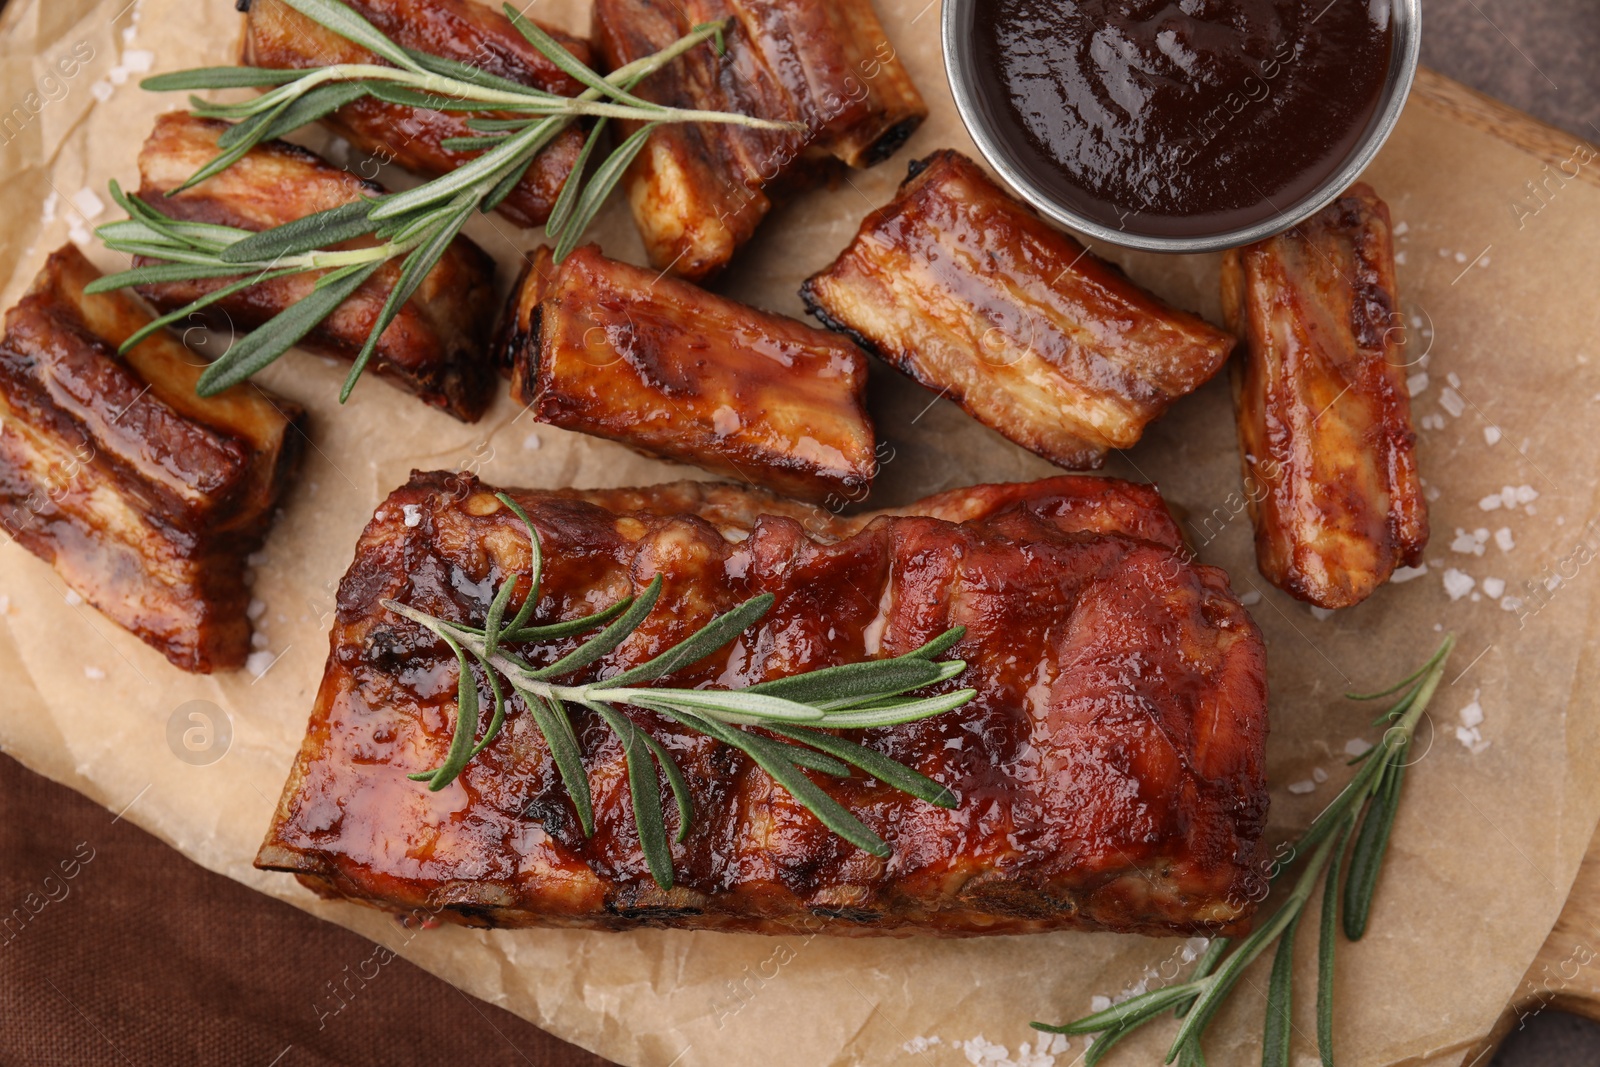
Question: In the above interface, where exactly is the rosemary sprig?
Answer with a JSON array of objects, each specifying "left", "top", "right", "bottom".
[
  {"left": 85, "top": 0, "right": 797, "bottom": 401},
  {"left": 381, "top": 493, "right": 976, "bottom": 890},
  {"left": 1032, "top": 635, "right": 1455, "bottom": 1066}
]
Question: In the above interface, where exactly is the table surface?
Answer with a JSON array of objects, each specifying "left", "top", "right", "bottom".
[{"left": 4, "top": 1, "right": 1599, "bottom": 1064}]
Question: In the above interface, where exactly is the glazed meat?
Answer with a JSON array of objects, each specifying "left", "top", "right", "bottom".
[
  {"left": 803, "top": 150, "right": 1236, "bottom": 469},
  {"left": 1222, "top": 183, "right": 1428, "bottom": 608},
  {"left": 240, "top": 0, "right": 592, "bottom": 228},
  {"left": 0, "top": 245, "right": 303, "bottom": 672},
  {"left": 256, "top": 470, "right": 1268, "bottom": 937},
  {"left": 134, "top": 112, "right": 497, "bottom": 421},
  {"left": 503, "top": 245, "right": 877, "bottom": 504},
  {"left": 593, "top": 0, "right": 927, "bottom": 280}
]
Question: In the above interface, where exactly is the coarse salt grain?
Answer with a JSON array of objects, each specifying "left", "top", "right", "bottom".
[
  {"left": 1479, "top": 494, "right": 1503, "bottom": 511},
  {"left": 1495, "top": 527, "right": 1516, "bottom": 552},
  {"left": 1287, "top": 780, "right": 1316, "bottom": 794},
  {"left": 90, "top": 80, "right": 114, "bottom": 102},
  {"left": 522, "top": 432, "right": 541, "bottom": 451},
  {"left": 1484, "top": 426, "right": 1502, "bottom": 445},
  {"left": 1394, "top": 221, "right": 1409, "bottom": 235},
  {"left": 250, "top": 631, "right": 269, "bottom": 650},
  {"left": 1310, "top": 606, "right": 1335, "bottom": 621},
  {"left": 1443, "top": 568, "right": 1474, "bottom": 600},
  {"left": 1482, "top": 577, "right": 1506, "bottom": 598},
  {"left": 1447, "top": 372, "right": 1462, "bottom": 389},
  {"left": 1439, "top": 387, "right": 1466, "bottom": 418},
  {"left": 64, "top": 589, "right": 83, "bottom": 606},
  {"left": 1390, "top": 565, "right": 1428, "bottom": 583},
  {"left": 1407, "top": 372, "right": 1429, "bottom": 396},
  {"left": 1460, "top": 695, "right": 1484, "bottom": 728},
  {"left": 402, "top": 504, "right": 423, "bottom": 527},
  {"left": 1346, "top": 738, "right": 1373, "bottom": 757},
  {"left": 246, "top": 650, "right": 276, "bottom": 677},
  {"left": 83, "top": 666, "right": 104, "bottom": 680},
  {"left": 1238, "top": 590, "right": 1262, "bottom": 606},
  {"left": 1502, "top": 596, "right": 1525, "bottom": 612},
  {"left": 247, "top": 598, "right": 266, "bottom": 620},
  {"left": 1312, "top": 767, "right": 1329, "bottom": 783},
  {"left": 70, "top": 187, "right": 104, "bottom": 220},
  {"left": 121, "top": 49, "right": 154, "bottom": 72},
  {"left": 1450, "top": 529, "right": 1483, "bottom": 555},
  {"left": 1090, "top": 995, "right": 1112, "bottom": 1013}
]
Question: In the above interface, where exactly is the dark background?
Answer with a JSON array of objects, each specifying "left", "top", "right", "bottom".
[{"left": 4, "top": 0, "right": 1599, "bottom": 1064}]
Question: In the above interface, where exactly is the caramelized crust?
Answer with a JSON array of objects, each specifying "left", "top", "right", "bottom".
[
  {"left": 0, "top": 245, "right": 303, "bottom": 672},
  {"left": 257, "top": 470, "right": 1268, "bottom": 937},
  {"left": 803, "top": 151, "right": 1236, "bottom": 469},
  {"left": 503, "top": 245, "right": 876, "bottom": 503},
  {"left": 240, "top": 0, "right": 591, "bottom": 228},
  {"left": 1221, "top": 183, "right": 1428, "bottom": 609},
  {"left": 593, "top": 0, "right": 927, "bottom": 280},
  {"left": 133, "top": 112, "right": 497, "bottom": 421}
]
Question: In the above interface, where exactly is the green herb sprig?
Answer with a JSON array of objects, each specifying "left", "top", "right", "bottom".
[
  {"left": 381, "top": 493, "right": 976, "bottom": 890},
  {"left": 1033, "top": 635, "right": 1455, "bottom": 1067},
  {"left": 84, "top": 0, "right": 797, "bottom": 401}
]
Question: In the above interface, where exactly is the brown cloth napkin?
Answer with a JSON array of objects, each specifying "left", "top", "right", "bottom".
[{"left": 0, "top": 754, "right": 611, "bottom": 1066}]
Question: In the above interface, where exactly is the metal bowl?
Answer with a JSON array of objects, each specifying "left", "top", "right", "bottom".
[{"left": 941, "top": 1, "right": 1423, "bottom": 253}]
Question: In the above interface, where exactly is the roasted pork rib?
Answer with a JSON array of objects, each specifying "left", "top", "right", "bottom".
[
  {"left": 240, "top": 0, "right": 592, "bottom": 228},
  {"left": 257, "top": 470, "right": 1268, "bottom": 936},
  {"left": 503, "top": 245, "right": 877, "bottom": 504},
  {"left": 1222, "top": 183, "right": 1428, "bottom": 608},
  {"left": 803, "top": 150, "right": 1236, "bottom": 469},
  {"left": 133, "top": 112, "right": 498, "bottom": 421},
  {"left": 593, "top": 0, "right": 927, "bottom": 280},
  {"left": 0, "top": 245, "right": 303, "bottom": 672}
]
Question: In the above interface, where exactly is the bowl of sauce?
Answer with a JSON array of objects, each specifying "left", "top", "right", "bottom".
[{"left": 943, "top": 0, "right": 1421, "bottom": 252}]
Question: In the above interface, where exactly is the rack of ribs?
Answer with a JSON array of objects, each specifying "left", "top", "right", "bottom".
[
  {"left": 501, "top": 245, "right": 877, "bottom": 504},
  {"left": 593, "top": 0, "right": 928, "bottom": 280},
  {"left": 133, "top": 112, "right": 498, "bottom": 421},
  {"left": 257, "top": 470, "right": 1269, "bottom": 937},
  {"left": 240, "top": 0, "right": 594, "bottom": 228},
  {"left": 1222, "top": 183, "right": 1428, "bottom": 608},
  {"left": 0, "top": 244, "right": 303, "bottom": 672},
  {"left": 803, "top": 150, "right": 1236, "bottom": 470}
]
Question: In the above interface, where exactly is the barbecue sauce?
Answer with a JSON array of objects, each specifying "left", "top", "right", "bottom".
[{"left": 972, "top": 0, "right": 1394, "bottom": 237}]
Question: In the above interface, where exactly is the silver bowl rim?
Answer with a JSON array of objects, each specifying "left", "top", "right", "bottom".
[{"left": 941, "top": 1, "right": 1423, "bottom": 254}]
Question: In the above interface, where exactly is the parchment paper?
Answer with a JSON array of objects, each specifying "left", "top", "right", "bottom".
[{"left": 4, "top": 1, "right": 1600, "bottom": 1064}]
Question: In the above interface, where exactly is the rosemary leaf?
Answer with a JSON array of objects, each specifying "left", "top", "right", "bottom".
[
  {"left": 81, "top": 262, "right": 263, "bottom": 295},
  {"left": 417, "top": 634, "right": 481, "bottom": 791},
  {"left": 501, "top": 598, "right": 630, "bottom": 644},
  {"left": 763, "top": 724, "right": 957, "bottom": 808},
  {"left": 596, "top": 705, "right": 675, "bottom": 889},
  {"left": 194, "top": 259, "right": 382, "bottom": 395},
  {"left": 282, "top": 0, "right": 428, "bottom": 74},
  {"left": 681, "top": 713, "right": 888, "bottom": 857},
  {"left": 340, "top": 197, "right": 474, "bottom": 402},
  {"left": 219, "top": 200, "right": 379, "bottom": 264},
  {"left": 545, "top": 118, "right": 608, "bottom": 238},
  {"left": 495, "top": 494, "right": 544, "bottom": 633},
  {"left": 814, "top": 688, "right": 979, "bottom": 729},
  {"left": 634, "top": 688, "right": 825, "bottom": 724},
  {"left": 1342, "top": 754, "right": 1407, "bottom": 940},
  {"left": 744, "top": 654, "right": 948, "bottom": 710},
  {"left": 1261, "top": 910, "right": 1300, "bottom": 1067},
  {"left": 141, "top": 66, "right": 308, "bottom": 91},
  {"left": 526, "top": 575, "right": 663, "bottom": 679},
  {"left": 552, "top": 122, "right": 658, "bottom": 262},
  {"left": 482, "top": 567, "right": 519, "bottom": 659},
  {"left": 1085, "top": 1026, "right": 1138, "bottom": 1067},
  {"left": 218, "top": 81, "right": 373, "bottom": 149},
  {"left": 1032, "top": 983, "right": 1199, "bottom": 1036},
  {"left": 593, "top": 593, "right": 775, "bottom": 689},
  {"left": 438, "top": 134, "right": 513, "bottom": 152},
  {"left": 771, "top": 742, "right": 852, "bottom": 778},
  {"left": 370, "top": 117, "right": 555, "bottom": 220},
  {"left": 115, "top": 266, "right": 303, "bottom": 355},
  {"left": 1318, "top": 817, "right": 1356, "bottom": 1066},
  {"left": 171, "top": 94, "right": 301, "bottom": 195},
  {"left": 528, "top": 692, "right": 595, "bottom": 836},
  {"left": 403, "top": 48, "right": 546, "bottom": 95},
  {"left": 636, "top": 730, "right": 693, "bottom": 843},
  {"left": 904, "top": 626, "right": 968, "bottom": 661},
  {"left": 501, "top": 2, "right": 659, "bottom": 112}
]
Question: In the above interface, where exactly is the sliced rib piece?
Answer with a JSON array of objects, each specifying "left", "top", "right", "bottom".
[
  {"left": 1222, "top": 183, "right": 1428, "bottom": 608},
  {"left": 256, "top": 470, "right": 1268, "bottom": 937},
  {"left": 803, "top": 150, "right": 1236, "bottom": 469},
  {"left": 593, "top": 0, "right": 927, "bottom": 280},
  {"left": 0, "top": 245, "right": 303, "bottom": 672},
  {"left": 503, "top": 245, "right": 877, "bottom": 504},
  {"left": 133, "top": 112, "right": 497, "bottom": 421},
  {"left": 240, "top": 0, "right": 591, "bottom": 228}
]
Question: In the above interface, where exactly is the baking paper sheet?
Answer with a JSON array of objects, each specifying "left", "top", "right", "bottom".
[{"left": 3, "top": 1, "right": 1600, "bottom": 1064}]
